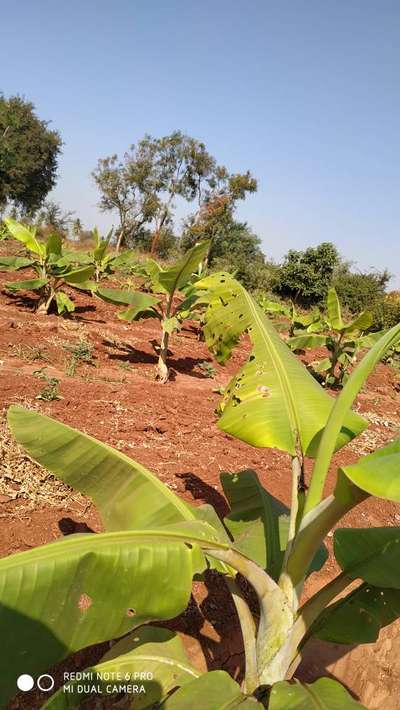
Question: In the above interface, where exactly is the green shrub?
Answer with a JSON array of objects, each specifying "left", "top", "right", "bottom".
[
  {"left": 333, "top": 267, "right": 390, "bottom": 313},
  {"left": 276, "top": 242, "right": 340, "bottom": 304}
]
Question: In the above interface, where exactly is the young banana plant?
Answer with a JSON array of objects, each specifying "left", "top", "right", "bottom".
[
  {"left": 258, "top": 296, "right": 321, "bottom": 337},
  {"left": 1, "top": 218, "right": 94, "bottom": 314},
  {"left": 96, "top": 240, "right": 210, "bottom": 382},
  {"left": 1, "top": 274, "right": 399, "bottom": 708},
  {"left": 288, "top": 287, "right": 375, "bottom": 386}
]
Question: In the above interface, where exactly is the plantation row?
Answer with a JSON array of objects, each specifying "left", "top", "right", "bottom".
[{"left": 0, "top": 218, "right": 400, "bottom": 708}]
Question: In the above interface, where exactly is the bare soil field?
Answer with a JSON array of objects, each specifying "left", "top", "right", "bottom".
[{"left": 1, "top": 265, "right": 400, "bottom": 709}]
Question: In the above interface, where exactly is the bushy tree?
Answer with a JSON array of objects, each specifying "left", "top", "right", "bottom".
[
  {"left": 0, "top": 95, "right": 62, "bottom": 214},
  {"left": 276, "top": 242, "right": 340, "bottom": 304},
  {"left": 333, "top": 265, "right": 390, "bottom": 313},
  {"left": 93, "top": 131, "right": 257, "bottom": 253}
]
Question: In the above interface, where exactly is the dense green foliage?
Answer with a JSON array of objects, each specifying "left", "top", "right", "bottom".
[
  {"left": 0, "top": 95, "right": 62, "bottom": 214},
  {"left": 333, "top": 265, "right": 390, "bottom": 313},
  {"left": 289, "top": 288, "right": 375, "bottom": 386},
  {"left": 276, "top": 242, "right": 340, "bottom": 303},
  {"left": 97, "top": 241, "right": 210, "bottom": 381},
  {"left": 1, "top": 218, "right": 94, "bottom": 314}
]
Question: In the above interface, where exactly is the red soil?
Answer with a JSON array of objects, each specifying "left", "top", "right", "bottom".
[{"left": 0, "top": 266, "right": 399, "bottom": 708}]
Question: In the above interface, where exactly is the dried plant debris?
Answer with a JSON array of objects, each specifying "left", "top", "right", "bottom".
[{"left": 0, "top": 411, "right": 85, "bottom": 513}]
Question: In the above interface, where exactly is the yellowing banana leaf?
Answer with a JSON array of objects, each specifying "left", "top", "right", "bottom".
[
  {"left": 340, "top": 438, "right": 400, "bottom": 502},
  {"left": 4, "top": 217, "right": 46, "bottom": 257},
  {"left": 198, "top": 273, "right": 366, "bottom": 457},
  {"left": 158, "top": 240, "right": 210, "bottom": 295},
  {"left": 269, "top": 677, "right": 365, "bottom": 709}
]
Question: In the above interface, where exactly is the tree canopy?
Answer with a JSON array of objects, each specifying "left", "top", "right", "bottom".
[
  {"left": 0, "top": 95, "right": 62, "bottom": 214},
  {"left": 276, "top": 242, "right": 340, "bottom": 303},
  {"left": 92, "top": 131, "right": 257, "bottom": 251}
]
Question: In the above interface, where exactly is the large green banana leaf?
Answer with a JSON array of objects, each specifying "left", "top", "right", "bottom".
[
  {"left": 4, "top": 217, "right": 46, "bottom": 257},
  {"left": 0, "top": 255, "right": 33, "bottom": 270},
  {"left": 46, "top": 233, "right": 63, "bottom": 257},
  {"left": 8, "top": 406, "right": 198, "bottom": 531},
  {"left": 197, "top": 273, "right": 365, "bottom": 457},
  {"left": 7, "top": 407, "right": 229, "bottom": 574},
  {"left": 5, "top": 277, "right": 48, "bottom": 291},
  {"left": 221, "top": 470, "right": 287, "bottom": 580},
  {"left": 0, "top": 530, "right": 198, "bottom": 707},
  {"left": 161, "top": 670, "right": 263, "bottom": 709},
  {"left": 42, "top": 626, "right": 201, "bottom": 709},
  {"left": 334, "top": 527, "right": 400, "bottom": 588},
  {"left": 62, "top": 265, "right": 95, "bottom": 284},
  {"left": 340, "top": 438, "right": 400, "bottom": 502},
  {"left": 97, "top": 286, "right": 160, "bottom": 307},
  {"left": 157, "top": 240, "right": 210, "bottom": 295},
  {"left": 269, "top": 677, "right": 365, "bottom": 709},
  {"left": 326, "top": 288, "right": 344, "bottom": 330},
  {"left": 221, "top": 470, "right": 326, "bottom": 581},
  {"left": 56, "top": 291, "right": 75, "bottom": 314},
  {"left": 288, "top": 334, "right": 329, "bottom": 350},
  {"left": 313, "top": 583, "right": 400, "bottom": 644}
]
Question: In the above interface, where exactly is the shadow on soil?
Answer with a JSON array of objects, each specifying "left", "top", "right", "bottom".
[{"left": 103, "top": 338, "right": 214, "bottom": 379}]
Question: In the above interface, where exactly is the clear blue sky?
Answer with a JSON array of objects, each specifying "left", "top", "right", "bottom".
[{"left": 1, "top": 0, "right": 399, "bottom": 285}]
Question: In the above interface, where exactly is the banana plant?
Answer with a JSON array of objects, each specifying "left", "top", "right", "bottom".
[
  {"left": 2, "top": 274, "right": 400, "bottom": 705},
  {"left": 1, "top": 218, "right": 94, "bottom": 314},
  {"left": 288, "top": 287, "right": 375, "bottom": 386},
  {"left": 96, "top": 240, "right": 210, "bottom": 382},
  {"left": 258, "top": 296, "right": 321, "bottom": 337},
  {"left": 86, "top": 226, "right": 137, "bottom": 281}
]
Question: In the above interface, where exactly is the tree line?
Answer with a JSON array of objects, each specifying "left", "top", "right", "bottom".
[{"left": 1, "top": 93, "right": 398, "bottom": 327}]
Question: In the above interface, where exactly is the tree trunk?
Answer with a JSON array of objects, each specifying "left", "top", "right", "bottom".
[{"left": 116, "top": 228, "right": 124, "bottom": 254}]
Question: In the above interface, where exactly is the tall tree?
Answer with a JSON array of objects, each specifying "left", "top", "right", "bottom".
[
  {"left": 92, "top": 143, "right": 158, "bottom": 252},
  {"left": 0, "top": 95, "right": 62, "bottom": 214},
  {"left": 181, "top": 170, "right": 257, "bottom": 259},
  {"left": 93, "top": 131, "right": 256, "bottom": 252}
]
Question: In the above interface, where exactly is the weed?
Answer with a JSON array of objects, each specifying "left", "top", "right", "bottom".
[
  {"left": 33, "top": 368, "right": 63, "bottom": 401},
  {"left": 63, "top": 339, "right": 94, "bottom": 376},
  {"left": 198, "top": 360, "right": 217, "bottom": 378},
  {"left": 10, "top": 344, "right": 49, "bottom": 363}
]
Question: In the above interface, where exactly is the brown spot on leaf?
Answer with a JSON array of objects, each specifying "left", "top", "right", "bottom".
[{"left": 78, "top": 593, "right": 92, "bottom": 612}]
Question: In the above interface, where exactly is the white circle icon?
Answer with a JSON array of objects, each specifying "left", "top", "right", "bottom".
[
  {"left": 37, "top": 674, "right": 55, "bottom": 692},
  {"left": 17, "top": 674, "right": 34, "bottom": 692}
]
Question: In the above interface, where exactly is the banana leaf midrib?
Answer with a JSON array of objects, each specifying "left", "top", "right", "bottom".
[{"left": 242, "top": 289, "right": 300, "bottom": 454}]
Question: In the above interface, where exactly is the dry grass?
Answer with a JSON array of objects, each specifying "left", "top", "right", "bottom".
[{"left": 0, "top": 410, "right": 86, "bottom": 515}]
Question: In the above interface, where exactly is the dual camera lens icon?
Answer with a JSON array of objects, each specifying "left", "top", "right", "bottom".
[{"left": 17, "top": 673, "right": 55, "bottom": 692}]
